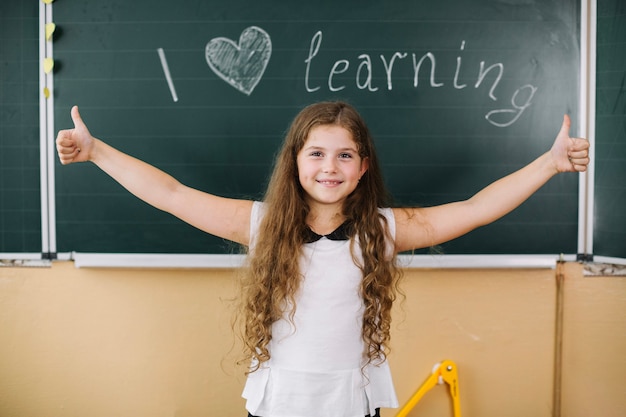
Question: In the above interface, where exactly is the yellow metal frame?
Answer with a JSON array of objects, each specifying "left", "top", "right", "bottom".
[{"left": 395, "top": 360, "right": 461, "bottom": 417}]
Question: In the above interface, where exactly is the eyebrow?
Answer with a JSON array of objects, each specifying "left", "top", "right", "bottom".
[{"left": 303, "top": 145, "right": 359, "bottom": 153}]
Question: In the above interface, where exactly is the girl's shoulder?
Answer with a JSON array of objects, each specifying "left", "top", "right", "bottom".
[
  {"left": 249, "top": 201, "right": 265, "bottom": 245},
  {"left": 378, "top": 207, "right": 396, "bottom": 240},
  {"left": 251, "top": 200, "right": 265, "bottom": 219}
]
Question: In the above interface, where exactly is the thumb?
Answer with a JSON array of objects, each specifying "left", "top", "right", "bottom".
[
  {"left": 559, "top": 114, "right": 571, "bottom": 138},
  {"left": 70, "top": 105, "right": 87, "bottom": 130}
]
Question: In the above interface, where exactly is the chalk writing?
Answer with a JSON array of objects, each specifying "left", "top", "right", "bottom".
[
  {"left": 304, "top": 31, "right": 536, "bottom": 128},
  {"left": 157, "top": 48, "right": 178, "bottom": 102},
  {"left": 485, "top": 84, "right": 537, "bottom": 127},
  {"left": 205, "top": 26, "right": 272, "bottom": 95}
]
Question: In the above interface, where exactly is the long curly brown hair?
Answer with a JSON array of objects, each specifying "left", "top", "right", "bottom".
[{"left": 236, "top": 101, "right": 402, "bottom": 372}]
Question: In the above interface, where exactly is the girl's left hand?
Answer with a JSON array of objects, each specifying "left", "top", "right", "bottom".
[{"left": 550, "top": 114, "right": 590, "bottom": 173}]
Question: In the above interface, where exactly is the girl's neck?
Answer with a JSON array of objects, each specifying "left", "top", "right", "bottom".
[{"left": 306, "top": 207, "right": 345, "bottom": 236}]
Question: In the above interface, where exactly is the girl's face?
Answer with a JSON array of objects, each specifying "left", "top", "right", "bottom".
[{"left": 296, "top": 125, "right": 369, "bottom": 212}]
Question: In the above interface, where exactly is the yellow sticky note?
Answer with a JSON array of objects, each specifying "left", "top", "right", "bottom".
[
  {"left": 45, "top": 23, "right": 56, "bottom": 41},
  {"left": 43, "top": 87, "right": 50, "bottom": 98},
  {"left": 44, "top": 58, "right": 54, "bottom": 73}
]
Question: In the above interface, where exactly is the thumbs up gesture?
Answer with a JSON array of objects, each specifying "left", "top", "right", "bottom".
[
  {"left": 550, "top": 115, "right": 590, "bottom": 173},
  {"left": 55, "top": 105, "right": 94, "bottom": 165}
]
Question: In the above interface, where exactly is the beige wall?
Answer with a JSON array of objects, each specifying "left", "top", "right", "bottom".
[{"left": 0, "top": 262, "right": 624, "bottom": 417}]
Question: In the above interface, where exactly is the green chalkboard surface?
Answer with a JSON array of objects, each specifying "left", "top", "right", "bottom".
[
  {"left": 53, "top": 0, "right": 581, "bottom": 255},
  {"left": 594, "top": 0, "right": 626, "bottom": 260},
  {"left": 0, "top": 3, "right": 41, "bottom": 253}
]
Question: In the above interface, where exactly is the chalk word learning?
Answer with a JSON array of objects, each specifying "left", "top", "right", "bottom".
[{"left": 304, "top": 30, "right": 537, "bottom": 128}]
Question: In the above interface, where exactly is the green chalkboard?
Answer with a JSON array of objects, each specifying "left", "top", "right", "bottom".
[
  {"left": 53, "top": 0, "right": 581, "bottom": 255},
  {"left": 0, "top": 2, "right": 41, "bottom": 253},
  {"left": 594, "top": 0, "right": 626, "bottom": 260}
]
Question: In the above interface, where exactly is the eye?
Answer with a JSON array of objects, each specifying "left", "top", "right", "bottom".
[
  {"left": 309, "top": 151, "right": 323, "bottom": 157},
  {"left": 339, "top": 152, "right": 353, "bottom": 159}
]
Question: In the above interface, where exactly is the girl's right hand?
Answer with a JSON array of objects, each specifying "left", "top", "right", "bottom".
[{"left": 55, "top": 105, "right": 94, "bottom": 165}]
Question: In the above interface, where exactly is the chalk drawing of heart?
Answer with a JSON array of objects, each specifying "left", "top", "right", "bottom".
[{"left": 205, "top": 26, "right": 272, "bottom": 96}]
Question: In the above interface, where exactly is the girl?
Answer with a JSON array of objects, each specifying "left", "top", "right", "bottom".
[{"left": 56, "top": 101, "right": 589, "bottom": 417}]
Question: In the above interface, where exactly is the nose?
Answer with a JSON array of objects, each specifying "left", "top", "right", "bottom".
[{"left": 322, "top": 157, "right": 337, "bottom": 173}]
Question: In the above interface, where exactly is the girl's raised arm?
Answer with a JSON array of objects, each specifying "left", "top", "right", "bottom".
[
  {"left": 393, "top": 115, "right": 590, "bottom": 253},
  {"left": 56, "top": 106, "right": 253, "bottom": 245}
]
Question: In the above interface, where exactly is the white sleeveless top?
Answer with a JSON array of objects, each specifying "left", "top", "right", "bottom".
[{"left": 242, "top": 202, "right": 399, "bottom": 417}]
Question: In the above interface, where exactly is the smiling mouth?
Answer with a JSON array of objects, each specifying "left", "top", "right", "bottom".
[{"left": 316, "top": 179, "right": 343, "bottom": 186}]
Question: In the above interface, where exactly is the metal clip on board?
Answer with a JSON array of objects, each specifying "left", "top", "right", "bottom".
[{"left": 395, "top": 359, "right": 461, "bottom": 417}]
